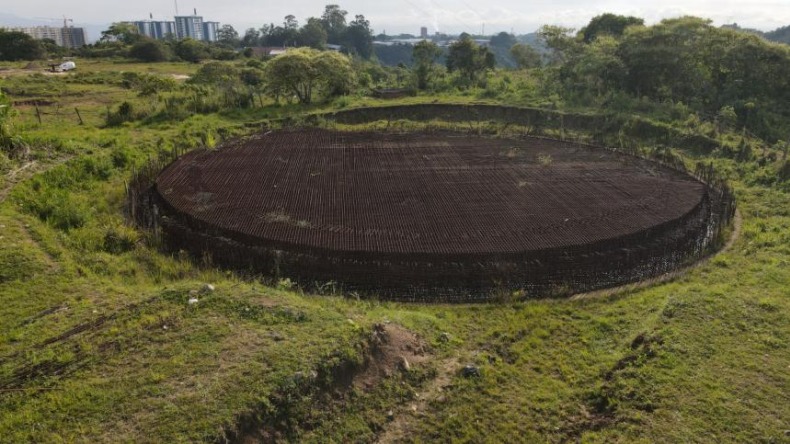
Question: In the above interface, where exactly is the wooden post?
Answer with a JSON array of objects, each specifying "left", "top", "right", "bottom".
[
  {"left": 75, "top": 107, "right": 84, "bottom": 125},
  {"left": 34, "top": 105, "right": 42, "bottom": 124}
]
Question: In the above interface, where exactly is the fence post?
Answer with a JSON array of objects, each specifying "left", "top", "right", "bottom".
[
  {"left": 34, "top": 105, "right": 42, "bottom": 124},
  {"left": 75, "top": 107, "right": 84, "bottom": 125}
]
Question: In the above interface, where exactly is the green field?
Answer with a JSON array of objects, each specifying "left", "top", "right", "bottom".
[{"left": 0, "top": 57, "right": 787, "bottom": 443}]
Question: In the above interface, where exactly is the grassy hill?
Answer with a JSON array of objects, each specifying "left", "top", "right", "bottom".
[{"left": 0, "top": 59, "right": 787, "bottom": 442}]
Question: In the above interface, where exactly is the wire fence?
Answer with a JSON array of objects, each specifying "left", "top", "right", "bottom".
[{"left": 127, "top": 105, "right": 736, "bottom": 302}]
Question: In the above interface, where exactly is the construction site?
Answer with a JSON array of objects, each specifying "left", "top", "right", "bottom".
[{"left": 136, "top": 128, "right": 734, "bottom": 301}]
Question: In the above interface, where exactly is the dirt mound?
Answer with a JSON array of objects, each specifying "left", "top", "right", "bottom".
[
  {"left": 224, "top": 323, "right": 430, "bottom": 443},
  {"left": 24, "top": 62, "right": 41, "bottom": 70},
  {"left": 356, "top": 323, "right": 429, "bottom": 390}
]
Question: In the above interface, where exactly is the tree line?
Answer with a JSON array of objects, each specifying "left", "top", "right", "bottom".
[
  {"left": 536, "top": 15, "right": 790, "bottom": 141},
  {"left": 224, "top": 5, "right": 374, "bottom": 58}
]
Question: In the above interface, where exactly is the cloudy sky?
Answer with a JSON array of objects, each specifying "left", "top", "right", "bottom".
[{"left": 3, "top": 0, "right": 790, "bottom": 38}]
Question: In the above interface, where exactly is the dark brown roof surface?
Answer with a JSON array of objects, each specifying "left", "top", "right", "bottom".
[{"left": 156, "top": 130, "right": 705, "bottom": 255}]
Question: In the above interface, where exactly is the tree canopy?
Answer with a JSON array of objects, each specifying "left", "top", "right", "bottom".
[
  {"left": 580, "top": 13, "right": 644, "bottom": 42},
  {"left": 446, "top": 36, "right": 495, "bottom": 85},
  {"left": 101, "top": 23, "right": 142, "bottom": 45},
  {"left": 246, "top": 5, "right": 375, "bottom": 59},
  {"left": 129, "top": 38, "right": 170, "bottom": 62},
  {"left": 412, "top": 40, "right": 442, "bottom": 89},
  {"left": 0, "top": 30, "right": 45, "bottom": 61},
  {"left": 510, "top": 43, "right": 542, "bottom": 69},
  {"left": 543, "top": 15, "right": 790, "bottom": 140},
  {"left": 174, "top": 38, "right": 209, "bottom": 63},
  {"left": 264, "top": 48, "right": 355, "bottom": 103},
  {"left": 217, "top": 25, "right": 240, "bottom": 48}
]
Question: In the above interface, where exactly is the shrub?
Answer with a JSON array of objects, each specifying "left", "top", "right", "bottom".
[
  {"left": 129, "top": 39, "right": 171, "bottom": 62},
  {"left": 105, "top": 101, "right": 141, "bottom": 126},
  {"left": 103, "top": 224, "right": 140, "bottom": 254},
  {"left": 0, "top": 30, "right": 45, "bottom": 61},
  {"left": 175, "top": 38, "right": 209, "bottom": 63}
]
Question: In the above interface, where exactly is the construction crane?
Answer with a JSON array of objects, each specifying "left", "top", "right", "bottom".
[{"left": 33, "top": 16, "right": 75, "bottom": 28}]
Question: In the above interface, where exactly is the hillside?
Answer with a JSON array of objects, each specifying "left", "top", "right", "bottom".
[
  {"left": 765, "top": 25, "right": 790, "bottom": 44},
  {"left": 0, "top": 14, "right": 788, "bottom": 443}
]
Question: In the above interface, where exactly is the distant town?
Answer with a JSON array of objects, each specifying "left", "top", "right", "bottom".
[{"left": 1, "top": 10, "right": 221, "bottom": 48}]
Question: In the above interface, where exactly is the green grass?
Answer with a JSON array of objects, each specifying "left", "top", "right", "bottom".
[{"left": 0, "top": 61, "right": 787, "bottom": 442}]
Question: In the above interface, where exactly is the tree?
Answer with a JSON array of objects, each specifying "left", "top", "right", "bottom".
[
  {"left": 617, "top": 17, "right": 714, "bottom": 101},
  {"left": 345, "top": 14, "right": 374, "bottom": 58},
  {"left": 241, "top": 28, "right": 261, "bottom": 47},
  {"left": 129, "top": 38, "right": 170, "bottom": 62},
  {"left": 281, "top": 15, "right": 300, "bottom": 47},
  {"left": 264, "top": 48, "right": 355, "bottom": 103},
  {"left": 299, "top": 17, "right": 328, "bottom": 49},
  {"left": 489, "top": 32, "right": 516, "bottom": 49},
  {"left": 40, "top": 38, "right": 66, "bottom": 58},
  {"left": 567, "top": 35, "right": 625, "bottom": 96},
  {"left": 537, "top": 25, "right": 578, "bottom": 64},
  {"left": 0, "top": 30, "right": 45, "bottom": 61},
  {"left": 510, "top": 43, "right": 541, "bottom": 69},
  {"left": 580, "top": 14, "right": 644, "bottom": 43},
  {"left": 412, "top": 40, "right": 442, "bottom": 89},
  {"left": 175, "top": 38, "right": 209, "bottom": 63},
  {"left": 189, "top": 62, "right": 241, "bottom": 84},
  {"left": 284, "top": 15, "right": 299, "bottom": 30},
  {"left": 217, "top": 25, "right": 240, "bottom": 48},
  {"left": 321, "top": 4, "right": 348, "bottom": 43},
  {"left": 100, "top": 22, "right": 141, "bottom": 45},
  {"left": 446, "top": 36, "right": 495, "bottom": 85}
]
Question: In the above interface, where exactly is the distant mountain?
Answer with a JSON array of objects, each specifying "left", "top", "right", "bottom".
[
  {"left": 515, "top": 32, "right": 541, "bottom": 47},
  {"left": 721, "top": 23, "right": 764, "bottom": 36},
  {"left": 764, "top": 25, "right": 790, "bottom": 44},
  {"left": 722, "top": 23, "right": 790, "bottom": 45},
  {"left": 0, "top": 12, "right": 41, "bottom": 27}
]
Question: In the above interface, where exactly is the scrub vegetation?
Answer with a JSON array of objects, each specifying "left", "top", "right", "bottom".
[{"left": 0, "top": 11, "right": 787, "bottom": 443}]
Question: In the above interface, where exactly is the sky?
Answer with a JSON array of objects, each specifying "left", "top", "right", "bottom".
[{"left": 2, "top": 0, "right": 790, "bottom": 40}]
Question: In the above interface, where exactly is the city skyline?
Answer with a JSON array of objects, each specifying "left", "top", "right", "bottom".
[{"left": 2, "top": 0, "right": 789, "bottom": 42}]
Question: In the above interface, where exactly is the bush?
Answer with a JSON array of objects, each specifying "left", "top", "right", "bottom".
[
  {"left": 175, "top": 38, "right": 209, "bottom": 63},
  {"left": 0, "top": 30, "right": 45, "bottom": 61},
  {"left": 105, "top": 101, "right": 143, "bottom": 126},
  {"left": 189, "top": 62, "right": 241, "bottom": 84},
  {"left": 103, "top": 224, "right": 140, "bottom": 254},
  {"left": 129, "top": 39, "right": 171, "bottom": 62}
]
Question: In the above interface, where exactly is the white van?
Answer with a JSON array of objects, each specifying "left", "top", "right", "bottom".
[{"left": 59, "top": 61, "right": 76, "bottom": 71}]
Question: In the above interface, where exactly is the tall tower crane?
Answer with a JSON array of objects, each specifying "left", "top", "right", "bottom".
[{"left": 33, "top": 16, "right": 74, "bottom": 28}]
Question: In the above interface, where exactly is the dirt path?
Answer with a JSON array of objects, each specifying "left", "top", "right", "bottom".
[{"left": 376, "top": 356, "right": 460, "bottom": 444}]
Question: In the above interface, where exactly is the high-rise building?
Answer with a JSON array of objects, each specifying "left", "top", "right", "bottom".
[
  {"left": 202, "top": 21, "right": 219, "bottom": 42},
  {"left": 174, "top": 15, "right": 204, "bottom": 40},
  {"left": 126, "top": 11, "right": 220, "bottom": 42},
  {"left": 61, "top": 26, "right": 87, "bottom": 47},
  {"left": 4, "top": 26, "right": 87, "bottom": 48},
  {"left": 420, "top": 27, "right": 428, "bottom": 39},
  {"left": 131, "top": 21, "right": 177, "bottom": 40}
]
